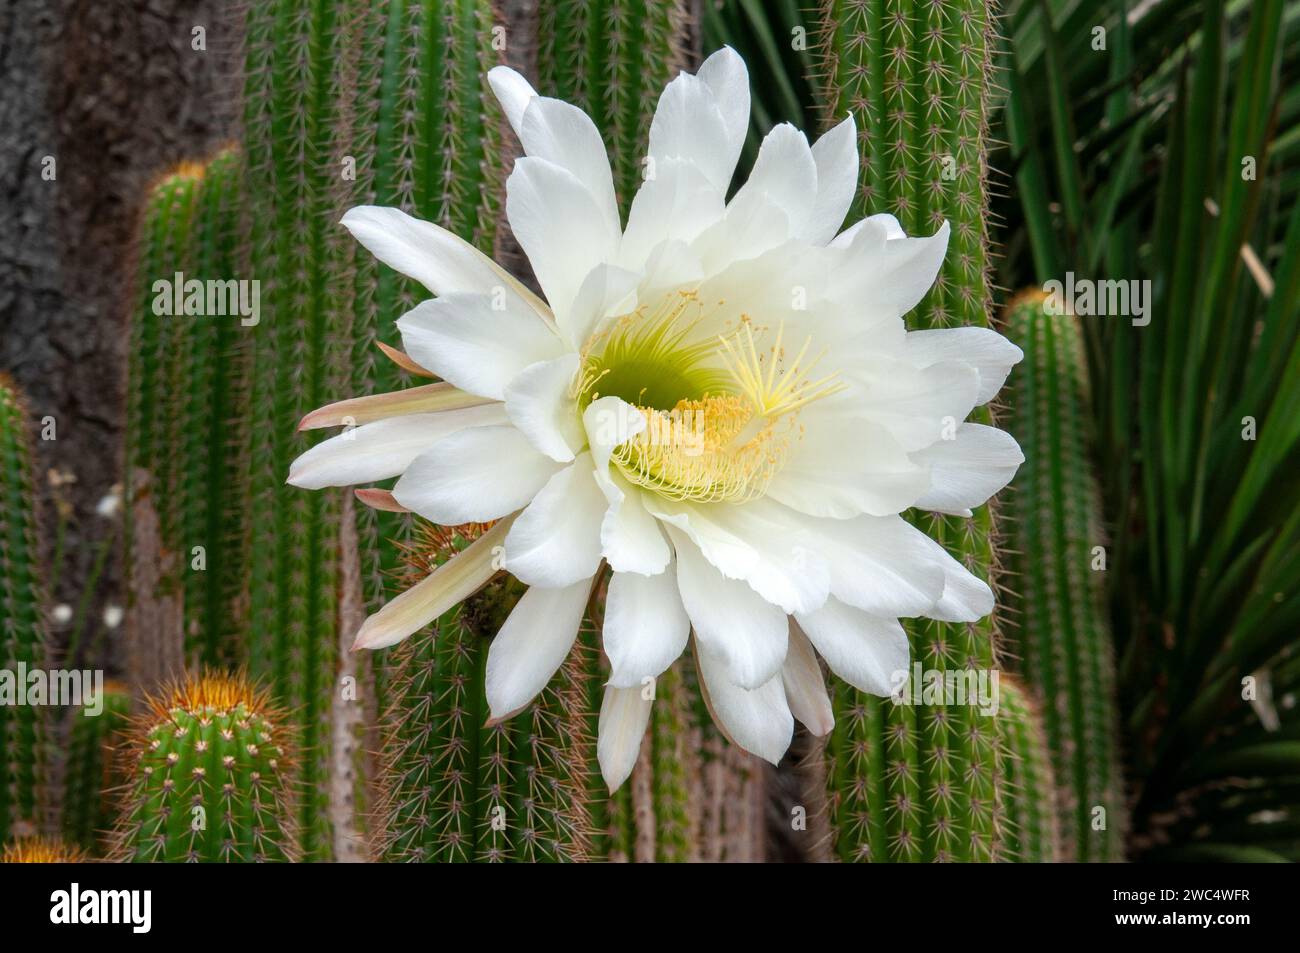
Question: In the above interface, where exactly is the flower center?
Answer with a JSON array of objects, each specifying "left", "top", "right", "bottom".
[{"left": 578, "top": 292, "right": 845, "bottom": 504}]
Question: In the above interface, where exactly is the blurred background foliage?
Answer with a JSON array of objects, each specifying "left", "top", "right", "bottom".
[{"left": 709, "top": 0, "right": 1300, "bottom": 860}]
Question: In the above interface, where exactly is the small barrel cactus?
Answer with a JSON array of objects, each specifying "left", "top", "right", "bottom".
[{"left": 113, "top": 672, "right": 297, "bottom": 862}]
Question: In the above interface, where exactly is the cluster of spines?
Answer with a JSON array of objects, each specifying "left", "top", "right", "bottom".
[
  {"left": 995, "top": 675, "right": 1060, "bottom": 862},
  {"left": 817, "top": 0, "right": 1003, "bottom": 861},
  {"left": 0, "top": 375, "right": 50, "bottom": 844},
  {"left": 375, "top": 526, "right": 598, "bottom": 862},
  {"left": 61, "top": 682, "right": 132, "bottom": 854},
  {"left": 1003, "top": 290, "right": 1127, "bottom": 862},
  {"left": 112, "top": 672, "right": 297, "bottom": 862},
  {"left": 537, "top": 0, "right": 688, "bottom": 208}
]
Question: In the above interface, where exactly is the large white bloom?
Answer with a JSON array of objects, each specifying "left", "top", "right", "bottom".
[{"left": 289, "top": 48, "right": 1024, "bottom": 791}]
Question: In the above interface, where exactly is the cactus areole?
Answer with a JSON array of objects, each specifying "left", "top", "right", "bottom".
[{"left": 288, "top": 48, "right": 1024, "bottom": 791}]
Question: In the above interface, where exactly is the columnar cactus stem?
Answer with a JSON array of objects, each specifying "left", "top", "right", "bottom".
[
  {"left": 817, "top": 0, "right": 1002, "bottom": 861},
  {"left": 996, "top": 675, "right": 1060, "bottom": 862},
  {"left": 113, "top": 672, "right": 297, "bottom": 862},
  {"left": 0, "top": 375, "right": 51, "bottom": 843},
  {"left": 62, "top": 682, "right": 131, "bottom": 854},
  {"left": 1003, "top": 290, "right": 1127, "bottom": 862}
]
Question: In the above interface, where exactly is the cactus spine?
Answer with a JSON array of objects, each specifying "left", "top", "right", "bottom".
[
  {"left": 114, "top": 673, "right": 297, "bottom": 862},
  {"left": 1, "top": 838, "right": 85, "bottom": 863},
  {"left": 996, "top": 676, "right": 1060, "bottom": 862},
  {"left": 1003, "top": 290, "right": 1127, "bottom": 862},
  {"left": 817, "top": 0, "right": 1002, "bottom": 861},
  {"left": 0, "top": 376, "right": 50, "bottom": 843},
  {"left": 61, "top": 682, "right": 132, "bottom": 854}
]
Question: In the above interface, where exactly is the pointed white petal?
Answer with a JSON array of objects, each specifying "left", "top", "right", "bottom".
[
  {"left": 694, "top": 46, "right": 750, "bottom": 187},
  {"left": 795, "top": 598, "right": 909, "bottom": 697},
  {"left": 621, "top": 158, "right": 725, "bottom": 269},
  {"left": 486, "top": 577, "right": 594, "bottom": 719},
  {"left": 912, "top": 423, "right": 1024, "bottom": 515},
  {"left": 595, "top": 471, "right": 671, "bottom": 575},
  {"left": 905, "top": 326, "right": 1025, "bottom": 405},
  {"left": 668, "top": 526, "right": 787, "bottom": 689},
  {"left": 504, "top": 453, "right": 606, "bottom": 587},
  {"left": 487, "top": 66, "right": 537, "bottom": 140},
  {"left": 340, "top": 205, "right": 547, "bottom": 317},
  {"left": 783, "top": 623, "right": 834, "bottom": 736},
  {"left": 603, "top": 565, "right": 690, "bottom": 688},
  {"left": 519, "top": 95, "right": 620, "bottom": 241},
  {"left": 506, "top": 157, "right": 621, "bottom": 320},
  {"left": 814, "top": 514, "right": 947, "bottom": 617},
  {"left": 802, "top": 114, "right": 858, "bottom": 245},
  {"left": 696, "top": 642, "right": 793, "bottom": 765},
  {"left": 352, "top": 519, "right": 512, "bottom": 650},
  {"left": 392, "top": 425, "right": 561, "bottom": 524},
  {"left": 727, "top": 122, "right": 817, "bottom": 239},
  {"left": 563, "top": 263, "right": 640, "bottom": 348},
  {"left": 598, "top": 685, "right": 653, "bottom": 792},
  {"left": 647, "top": 73, "right": 733, "bottom": 195},
  {"left": 286, "top": 404, "right": 507, "bottom": 490},
  {"left": 921, "top": 537, "right": 995, "bottom": 623},
  {"left": 396, "top": 294, "right": 563, "bottom": 401}
]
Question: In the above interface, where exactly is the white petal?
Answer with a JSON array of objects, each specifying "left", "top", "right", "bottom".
[
  {"left": 595, "top": 471, "right": 671, "bottom": 575},
  {"left": 782, "top": 624, "right": 834, "bottom": 736},
  {"left": 504, "top": 353, "right": 585, "bottom": 462},
  {"left": 794, "top": 597, "right": 909, "bottom": 697},
  {"left": 694, "top": 46, "right": 750, "bottom": 188},
  {"left": 912, "top": 423, "right": 1024, "bottom": 515},
  {"left": 340, "top": 205, "right": 547, "bottom": 317},
  {"left": 621, "top": 159, "right": 725, "bottom": 269},
  {"left": 727, "top": 122, "right": 817, "bottom": 240},
  {"left": 696, "top": 643, "right": 793, "bottom": 765},
  {"left": 352, "top": 519, "right": 512, "bottom": 650},
  {"left": 765, "top": 417, "right": 931, "bottom": 518},
  {"left": 668, "top": 526, "right": 787, "bottom": 689},
  {"left": 486, "top": 577, "right": 594, "bottom": 719},
  {"left": 392, "top": 425, "right": 561, "bottom": 524},
  {"left": 802, "top": 114, "right": 858, "bottom": 245},
  {"left": 286, "top": 404, "right": 507, "bottom": 489},
  {"left": 834, "top": 219, "right": 951, "bottom": 318},
  {"left": 814, "top": 514, "right": 947, "bottom": 617},
  {"left": 905, "top": 326, "right": 1024, "bottom": 405},
  {"left": 519, "top": 95, "right": 620, "bottom": 241},
  {"left": 504, "top": 453, "right": 606, "bottom": 587},
  {"left": 506, "top": 157, "right": 621, "bottom": 319},
  {"left": 647, "top": 73, "right": 734, "bottom": 195},
  {"left": 603, "top": 566, "right": 690, "bottom": 688},
  {"left": 597, "top": 685, "right": 653, "bottom": 792},
  {"left": 854, "top": 356, "right": 980, "bottom": 453},
  {"left": 397, "top": 293, "right": 563, "bottom": 401},
  {"left": 487, "top": 66, "right": 537, "bottom": 140},
  {"left": 564, "top": 263, "right": 640, "bottom": 348},
  {"left": 921, "top": 537, "right": 995, "bottom": 623}
]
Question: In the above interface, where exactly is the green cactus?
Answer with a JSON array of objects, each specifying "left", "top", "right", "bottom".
[
  {"left": 996, "top": 675, "right": 1060, "bottom": 862},
  {"left": 537, "top": 0, "right": 687, "bottom": 207},
  {"left": 61, "top": 682, "right": 132, "bottom": 854},
  {"left": 375, "top": 524, "right": 600, "bottom": 862},
  {"left": 817, "top": 0, "right": 1002, "bottom": 861},
  {"left": 0, "top": 375, "right": 50, "bottom": 844},
  {"left": 113, "top": 673, "right": 297, "bottom": 862},
  {"left": 1003, "top": 289, "right": 1127, "bottom": 862},
  {"left": 125, "top": 150, "right": 249, "bottom": 674}
]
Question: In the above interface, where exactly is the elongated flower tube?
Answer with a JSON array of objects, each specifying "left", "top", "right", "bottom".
[{"left": 288, "top": 48, "right": 1024, "bottom": 791}]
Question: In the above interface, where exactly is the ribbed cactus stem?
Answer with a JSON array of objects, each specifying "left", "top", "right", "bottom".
[
  {"left": 62, "top": 682, "right": 132, "bottom": 854},
  {"left": 114, "top": 673, "right": 297, "bottom": 862},
  {"left": 537, "top": 0, "right": 687, "bottom": 209},
  {"left": 0, "top": 375, "right": 50, "bottom": 843},
  {"left": 818, "top": 0, "right": 1001, "bottom": 861},
  {"left": 1003, "top": 290, "right": 1127, "bottom": 862},
  {"left": 376, "top": 525, "right": 598, "bottom": 862},
  {"left": 996, "top": 675, "right": 1061, "bottom": 862}
]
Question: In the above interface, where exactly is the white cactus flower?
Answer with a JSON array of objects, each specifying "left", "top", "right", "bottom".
[{"left": 288, "top": 48, "right": 1024, "bottom": 791}]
